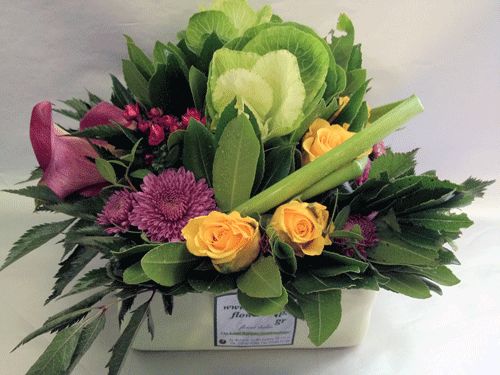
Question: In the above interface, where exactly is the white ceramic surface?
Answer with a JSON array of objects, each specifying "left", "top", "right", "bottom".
[{"left": 131, "top": 289, "right": 377, "bottom": 351}]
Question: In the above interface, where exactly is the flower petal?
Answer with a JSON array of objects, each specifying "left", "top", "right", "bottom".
[
  {"left": 79, "top": 101, "right": 130, "bottom": 130},
  {"left": 30, "top": 101, "right": 107, "bottom": 199}
]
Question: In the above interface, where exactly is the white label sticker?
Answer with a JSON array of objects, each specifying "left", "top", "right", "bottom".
[{"left": 214, "top": 293, "right": 296, "bottom": 347}]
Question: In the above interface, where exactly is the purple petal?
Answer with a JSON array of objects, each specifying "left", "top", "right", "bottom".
[
  {"left": 80, "top": 101, "right": 130, "bottom": 130},
  {"left": 30, "top": 101, "right": 107, "bottom": 199}
]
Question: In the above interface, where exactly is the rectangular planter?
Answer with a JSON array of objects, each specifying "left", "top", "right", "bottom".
[{"left": 132, "top": 289, "right": 377, "bottom": 351}]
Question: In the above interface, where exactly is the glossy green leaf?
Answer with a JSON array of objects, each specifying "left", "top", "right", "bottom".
[
  {"left": 189, "top": 66, "right": 208, "bottom": 110},
  {"left": 297, "top": 289, "right": 342, "bottom": 346},
  {"left": 122, "top": 59, "right": 151, "bottom": 106},
  {"left": 410, "top": 265, "right": 460, "bottom": 286},
  {"left": 125, "top": 35, "right": 154, "bottom": 79},
  {"left": 293, "top": 272, "right": 356, "bottom": 294},
  {"left": 237, "top": 256, "right": 283, "bottom": 298},
  {"left": 110, "top": 74, "right": 135, "bottom": 108},
  {"left": 271, "top": 240, "right": 297, "bottom": 275},
  {"left": 188, "top": 272, "right": 236, "bottom": 294},
  {"left": 258, "top": 144, "right": 295, "bottom": 191},
  {"left": 95, "top": 158, "right": 117, "bottom": 184},
  {"left": 336, "top": 80, "right": 368, "bottom": 125},
  {"left": 123, "top": 262, "right": 151, "bottom": 285},
  {"left": 369, "top": 235, "right": 439, "bottom": 266},
  {"left": 141, "top": 243, "right": 200, "bottom": 287},
  {"left": 183, "top": 119, "right": 216, "bottom": 185},
  {"left": 213, "top": 114, "right": 260, "bottom": 211},
  {"left": 237, "top": 287, "right": 288, "bottom": 316},
  {"left": 384, "top": 273, "right": 431, "bottom": 299},
  {"left": 399, "top": 211, "right": 473, "bottom": 232}
]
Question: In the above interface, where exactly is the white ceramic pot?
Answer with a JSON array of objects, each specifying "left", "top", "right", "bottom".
[{"left": 132, "top": 289, "right": 377, "bottom": 351}]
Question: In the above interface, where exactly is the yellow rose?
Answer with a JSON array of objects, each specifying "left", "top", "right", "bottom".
[
  {"left": 269, "top": 200, "right": 332, "bottom": 256},
  {"left": 330, "top": 95, "right": 350, "bottom": 121},
  {"left": 302, "top": 118, "right": 355, "bottom": 165},
  {"left": 181, "top": 211, "right": 261, "bottom": 273}
]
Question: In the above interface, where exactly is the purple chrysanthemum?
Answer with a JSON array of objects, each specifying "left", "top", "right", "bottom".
[
  {"left": 342, "top": 215, "right": 379, "bottom": 258},
  {"left": 129, "top": 167, "right": 216, "bottom": 242},
  {"left": 97, "top": 189, "right": 135, "bottom": 234}
]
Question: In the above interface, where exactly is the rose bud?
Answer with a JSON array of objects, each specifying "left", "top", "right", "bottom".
[{"left": 148, "top": 123, "right": 165, "bottom": 146}]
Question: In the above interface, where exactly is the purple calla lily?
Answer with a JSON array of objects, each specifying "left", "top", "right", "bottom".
[{"left": 30, "top": 101, "right": 129, "bottom": 199}]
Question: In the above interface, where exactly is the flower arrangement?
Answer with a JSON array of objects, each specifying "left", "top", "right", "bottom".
[{"left": 3, "top": 0, "right": 494, "bottom": 374}]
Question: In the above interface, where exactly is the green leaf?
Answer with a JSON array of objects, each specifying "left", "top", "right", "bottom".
[
  {"left": 330, "top": 13, "right": 355, "bottom": 69},
  {"left": 284, "top": 296, "right": 304, "bottom": 319},
  {"left": 409, "top": 265, "right": 460, "bottom": 286},
  {"left": 107, "top": 301, "right": 150, "bottom": 375},
  {"left": 46, "top": 288, "right": 111, "bottom": 327},
  {"left": 243, "top": 25, "right": 329, "bottom": 108},
  {"left": 110, "top": 74, "right": 135, "bottom": 108},
  {"left": 149, "top": 55, "right": 193, "bottom": 116},
  {"left": 369, "top": 235, "right": 439, "bottom": 266},
  {"left": 15, "top": 168, "right": 43, "bottom": 184},
  {"left": 118, "top": 295, "right": 136, "bottom": 328},
  {"left": 63, "top": 268, "right": 111, "bottom": 298},
  {"left": 130, "top": 169, "right": 151, "bottom": 179},
  {"left": 186, "top": 10, "right": 237, "bottom": 54},
  {"left": 237, "top": 256, "right": 282, "bottom": 298},
  {"left": 46, "top": 246, "right": 99, "bottom": 304},
  {"left": 349, "top": 101, "right": 369, "bottom": 132},
  {"left": 183, "top": 119, "right": 216, "bottom": 185},
  {"left": 336, "top": 80, "right": 369, "bottom": 125},
  {"left": 258, "top": 145, "right": 294, "bottom": 191},
  {"left": 66, "top": 314, "right": 106, "bottom": 373},
  {"left": 125, "top": 35, "right": 154, "bottom": 80},
  {"left": 164, "top": 42, "right": 190, "bottom": 79},
  {"left": 442, "top": 177, "right": 495, "bottom": 208},
  {"left": 141, "top": 243, "right": 200, "bottom": 287},
  {"left": 343, "top": 69, "right": 366, "bottom": 96},
  {"left": 1, "top": 219, "right": 74, "bottom": 270},
  {"left": 189, "top": 66, "right": 208, "bottom": 110},
  {"left": 333, "top": 205, "right": 350, "bottom": 230},
  {"left": 213, "top": 114, "right": 260, "bottom": 211},
  {"left": 123, "top": 262, "right": 151, "bottom": 285},
  {"left": 297, "top": 289, "right": 342, "bottom": 346},
  {"left": 95, "top": 158, "right": 117, "bottom": 184},
  {"left": 12, "top": 307, "right": 93, "bottom": 352},
  {"left": 4, "top": 185, "right": 60, "bottom": 203},
  {"left": 188, "top": 271, "right": 236, "bottom": 294},
  {"left": 321, "top": 250, "right": 369, "bottom": 270},
  {"left": 383, "top": 273, "right": 431, "bottom": 299},
  {"left": 399, "top": 211, "right": 473, "bottom": 232},
  {"left": 369, "top": 149, "right": 418, "bottom": 180},
  {"left": 46, "top": 196, "right": 104, "bottom": 220},
  {"left": 153, "top": 41, "right": 168, "bottom": 65},
  {"left": 198, "top": 32, "right": 224, "bottom": 73},
  {"left": 237, "top": 287, "right": 288, "bottom": 316},
  {"left": 271, "top": 240, "right": 297, "bottom": 275},
  {"left": 111, "top": 244, "right": 157, "bottom": 261},
  {"left": 347, "top": 44, "right": 363, "bottom": 71},
  {"left": 26, "top": 324, "right": 82, "bottom": 375},
  {"left": 311, "top": 265, "right": 361, "bottom": 278},
  {"left": 122, "top": 59, "right": 151, "bottom": 106},
  {"left": 293, "top": 272, "right": 356, "bottom": 294}
]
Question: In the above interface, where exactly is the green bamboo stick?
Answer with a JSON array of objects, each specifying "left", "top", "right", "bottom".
[
  {"left": 297, "top": 157, "right": 368, "bottom": 201},
  {"left": 235, "top": 95, "right": 424, "bottom": 216}
]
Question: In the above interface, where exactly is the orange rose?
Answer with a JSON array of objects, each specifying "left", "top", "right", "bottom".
[
  {"left": 269, "top": 200, "right": 332, "bottom": 256},
  {"left": 181, "top": 211, "right": 260, "bottom": 273},
  {"left": 302, "top": 118, "right": 355, "bottom": 165}
]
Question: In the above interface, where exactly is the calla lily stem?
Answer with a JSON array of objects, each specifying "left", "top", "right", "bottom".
[{"left": 235, "top": 95, "right": 424, "bottom": 216}]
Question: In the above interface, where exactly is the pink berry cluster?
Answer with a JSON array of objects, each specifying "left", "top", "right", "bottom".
[{"left": 122, "top": 104, "right": 206, "bottom": 146}]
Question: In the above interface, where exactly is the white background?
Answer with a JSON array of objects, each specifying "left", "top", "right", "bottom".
[{"left": 0, "top": 1, "right": 499, "bottom": 374}]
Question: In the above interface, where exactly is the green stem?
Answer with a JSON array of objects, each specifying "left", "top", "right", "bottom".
[
  {"left": 235, "top": 95, "right": 423, "bottom": 216},
  {"left": 296, "top": 157, "right": 368, "bottom": 201}
]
